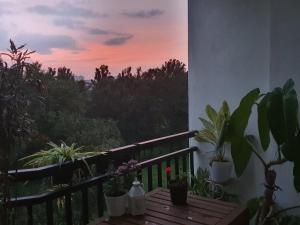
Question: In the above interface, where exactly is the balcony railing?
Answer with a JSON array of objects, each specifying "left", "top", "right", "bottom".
[{"left": 7, "top": 130, "right": 198, "bottom": 225}]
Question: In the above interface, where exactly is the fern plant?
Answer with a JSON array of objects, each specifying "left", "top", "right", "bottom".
[
  {"left": 20, "top": 142, "right": 103, "bottom": 184},
  {"left": 20, "top": 141, "right": 100, "bottom": 167},
  {"left": 195, "top": 101, "right": 231, "bottom": 162}
]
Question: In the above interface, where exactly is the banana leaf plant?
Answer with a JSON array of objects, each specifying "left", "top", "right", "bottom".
[
  {"left": 195, "top": 101, "right": 231, "bottom": 163},
  {"left": 227, "top": 79, "right": 300, "bottom": 225}
]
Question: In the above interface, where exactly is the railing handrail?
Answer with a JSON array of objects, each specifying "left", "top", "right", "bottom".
[
  {"left": 9, "top": 130, "right": 197, "bottom": 181},
  {"left": 8, "top": 146, "right": 198, "bottom": 208}
]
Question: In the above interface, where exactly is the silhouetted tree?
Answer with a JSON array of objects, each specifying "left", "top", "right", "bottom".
[
  {"left": 89, "top": 59, "right": 188, "bottom": 143},
  {"left": 0, "top": 40, "right": 41, "bottom": 225}
]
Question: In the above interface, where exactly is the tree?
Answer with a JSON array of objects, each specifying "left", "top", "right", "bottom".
[
  {"left": 0, "top": 40, "right": 41, "bottom": 225},
  {"left": 89, "top": 59, "right": 188, "bottom": 144}
]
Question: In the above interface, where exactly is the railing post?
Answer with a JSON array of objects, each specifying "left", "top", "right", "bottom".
[
  {"left": 182, "top": 155, "right": 187, "bottom": 174},
  {"left": 46, "top": 200, "right": 54, "bottom": 225},
  {"left": 96, "top": 161, "right": 106, "bottom": 218},
  {"left": 157, "top": 163, "right": 162, "bottom": 187},
  {"left": 166, "top": 160, "right": 171, "bottom": 184},
  {"left": 147, "top": 166, "right": 153, "bottom": 191},
  {"left": 27, "top": 205, "right": 33, "bottom": 225},
  {"left": 81, "top": 187, "right": 89, "bottom": 224},
  {"left": 65, "top": 193, "right": 73, "bottom": 225},
  {"left": 189, "top": 151, "right": 195, "bottom": 186},
  {"left": 175, "top": 158, "right": 179, "bottom": 176}
]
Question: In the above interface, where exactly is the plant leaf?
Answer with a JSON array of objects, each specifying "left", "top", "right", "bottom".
[
  {"left": 199, "top": 117, "right": 215, "bottom": 131},
  {"left": 229, "top": 88, "right": 260, "bottom": 138},
  {"left": 268, "top": 88, "right": 285, "bottom": 145},
  {"left": 258, "top": 94, "right": 270, "bottom": 151},
  {"left": 283, "top": 88, "right": 298, "bottom": 142},
  {"left": 247, "top": 197, "right": 262, "bottom": 219},
  {"left": 293, "top": 160, "right": 300, "bottom": 192},
  {"left": 231, "top": 136, "right": 252, "bottom": 177},
  {"left": 206, "top": 104, "right": 218, "bottom": 124},
  {"left": 283, "top": 78, "right": 295, "bottom": 94},
  {"left": 195, "top": 130, "right": 217, "bottom": 145},
  {"left": 220, "top": 100, "right": 230, "bottom": 119}
]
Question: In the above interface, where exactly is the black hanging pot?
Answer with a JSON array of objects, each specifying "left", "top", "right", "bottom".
[
  {"left": 52, "top": 166, "right": 73, "bottom": 185},
  {"left": 169, "top": 180, "right": 188, "bottom": 205}
]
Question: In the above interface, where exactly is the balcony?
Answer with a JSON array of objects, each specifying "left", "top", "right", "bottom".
[{"left": 8, "top": 131, "right": 198, "bottom": 225}]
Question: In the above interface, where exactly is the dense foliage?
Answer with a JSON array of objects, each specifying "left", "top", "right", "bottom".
[
  {"left": 89, "top": 59, "right": 188, "bottom": 143},
  {"left": 0, "top": 41, "right": 188, "bottom": 225},
  {"left": 0, "top": 42, "right": 188, "bottom": 168}
]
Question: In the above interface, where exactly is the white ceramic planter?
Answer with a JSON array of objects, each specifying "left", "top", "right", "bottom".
[
  {"left": 104, "top": 193, "right": 127, "bottom": 217},
  {"left": 210, "top": 161, "right": 232, "bottom": 183}
]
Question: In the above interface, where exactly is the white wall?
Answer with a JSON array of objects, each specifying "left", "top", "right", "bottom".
[{"left": 189, "top": 0, "right": 300, "bottom": 209}]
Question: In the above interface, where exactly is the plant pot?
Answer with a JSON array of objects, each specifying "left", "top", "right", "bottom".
[
  {"left": 104, "top": 193, "right": 127, "bottom": 217},
  {"left": 210, "top": 161, "right": 232, "bottom": 183},
  {"left": 169, "top": 181, "right": 188, "bottom": 205}
]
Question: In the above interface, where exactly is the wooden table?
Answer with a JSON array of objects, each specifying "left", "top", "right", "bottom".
[{"left": 97, "top": 188, "right": 249, "bottom": 225}]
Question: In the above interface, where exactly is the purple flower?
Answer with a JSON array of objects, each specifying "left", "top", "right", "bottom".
[
  {"left": 117, "top": 165, "right": 128, "bottom": 174},
  {"left": 128, "top": 159, "right": 138, "bottom": 167}
]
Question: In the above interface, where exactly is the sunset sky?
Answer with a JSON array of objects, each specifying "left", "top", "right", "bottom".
[{"left": 0, "top": 0, "right": 187, "bottom": 79}]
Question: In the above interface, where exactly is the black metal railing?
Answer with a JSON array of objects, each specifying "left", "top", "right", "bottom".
[{"left": 7, "top": 130, "right": 198, "bottom": 225}]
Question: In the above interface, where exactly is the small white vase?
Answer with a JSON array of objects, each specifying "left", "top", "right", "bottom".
[
  {"left": 210, "top": 161, "right": 232, "bottom": 183},
  {"left": 104, "top": 193, "right": 127, "bottom": 217}
]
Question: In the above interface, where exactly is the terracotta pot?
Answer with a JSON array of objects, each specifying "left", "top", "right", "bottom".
[{"left": 169, "top": 181, "right": 188, "bottom": 205}]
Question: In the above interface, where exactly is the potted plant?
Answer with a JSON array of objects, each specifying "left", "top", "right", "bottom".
[
  {"left": 104, "top": 159, "right": 140, "bottom": 217},
  {"left": 195, "top": 101, "right": 232, "bottom": 183},
  {"left": 166, "top": 167, "right": 188, "bottom": 205},
  {"left": 227, "top": 79, "right": 300, "bottom": 225},
  {"left": 20, "top": 141, "right": 100, "bottom": 184}
]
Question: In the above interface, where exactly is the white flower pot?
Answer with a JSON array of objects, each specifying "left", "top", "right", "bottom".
[
  {"left": 210, "top": 161, "right": 232, "bottom": 183},
  {"left": 104, "top": 193, "right": 127, "bottom": 217}
]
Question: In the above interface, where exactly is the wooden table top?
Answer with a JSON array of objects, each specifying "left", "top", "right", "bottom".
[{"left": 97, "top": 188, "right": 249, "bottom": 225}]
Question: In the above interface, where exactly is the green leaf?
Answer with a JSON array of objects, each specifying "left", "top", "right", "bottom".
[
  {"left": 206, "top": 104, "right": 218, "bottom": 124},
  {"left": 283, "top": 88, "right": 298, "bottom": 141},
  {"left": 195, "top": 130, "right": 217, "bottom": 145},
  {"left": 283, "top": 78, "right": 295, "bottom": 94},
  {"left": 220, "top": 100, "right": 230, "bottom": 119},
  {"left": 268, "top": 81, "right": 298, "bottom": 149},
  {"left": 293, "top": 160, "right": 300, "bottom": 192},
  {"left": 216, "top": 121, "right": 229, "bottom": 149},
  {"left": 229, "top": 88, "right": 260, "bottom": 138},
  {"left": 247, "top": 197, "right": 262, "bottom": 219},
  {"left": 257, "top": 94, "right": 270, "bottom": 151},
  {"left": 231, "top": 136, "right": 252, "bottom": 177},
  {"left": 199, "top": 117, "right": 215, "bottom": 131},
  {"left": 268, "top": 88, "right": 285, "bottom": 145}
]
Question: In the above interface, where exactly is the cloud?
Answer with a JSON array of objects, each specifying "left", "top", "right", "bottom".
[
  {"left": 103, "top": 35, "right": 133, "bottom": 46},
  {"left": 122, "top": 9, "right": 164, "bottom": 19},
  {"left": 87, "top": 28, "right": 110, "bottom": 35},
  {"left": 0, "top": 2, "right": 12, "bottom": 16},
  {"left": 53, "top": 18, "right": 111, "bottom": 36},
  {"left": 0, "top": 29, "right": 9, "bottom": 51},
  {"left": 53, "top": 18, "right": 85, "bottom": 29},
  {"left": 15, "top": 34, "right": 83, "bottom": 54},
  {"left": 28, "top": 2, "right": 108, "bottom": 18}
]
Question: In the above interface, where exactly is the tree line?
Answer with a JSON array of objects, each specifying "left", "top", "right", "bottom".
[{"left": 1, "top": 47, "right": 188, "bottom": 168}]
